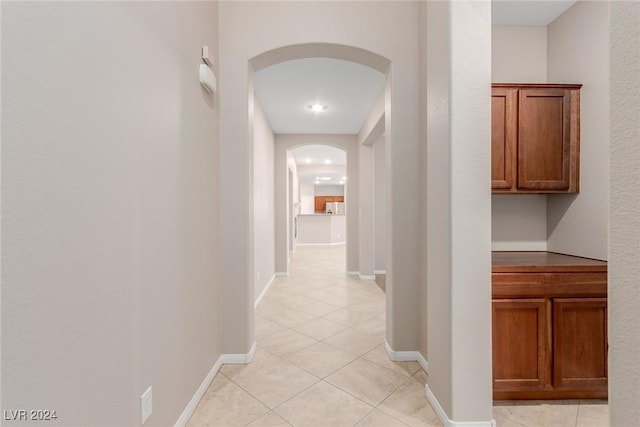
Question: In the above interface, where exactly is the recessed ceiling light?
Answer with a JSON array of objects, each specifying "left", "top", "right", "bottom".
[
  {"left": 309, "top": 104, "right": 328, "bottom": 112},
  {"left": 324, "top": 159, "right": 331, "bottom": 165},
  {"left": 315, "top": 180, "right": 320, "bottom": 184},
  {"left": 339, "top": 180, "right": 345, "bottom": 185},
  {"left": 319, "top": 177, "right": 331, "bottom": 181},
  {"left": 305, "top": 157, "right": 311, "bottom": 164},
  {"left": 342, "top": 176, "right": 347, "bottom": 180}
]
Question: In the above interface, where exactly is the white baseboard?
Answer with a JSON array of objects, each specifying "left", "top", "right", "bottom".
[
  {"left": 220, "top": 341, "right": 257, "bottom": 365},
  {"left": 255, "top": 274, "right": 276, "bottom": 308},
  {"left": 359, "top": 274, "right": 376, "bottom": 281},
  {"left": 384, "top": 340, "right": 429, "bottom": 373},
  {"left": 374, "top": 270, "right": 386, "bottom": 275},
  {"left": 275, "top": 272, "right": 288, "bottom": 278},
  {"left": 346, "top": 271, "right": 359, "bottom": 276},
  {"left": 425, "top": 385, "right": 496, "bottom": 427},
  {"left": 296, "top": 242, "right": 346, "bottom": 246},
  {"left": 174, "top": 357, "right": 223, "bottom": 427},
  {"left": 174, "top": 341, "right": 257, "bottom": 426}
]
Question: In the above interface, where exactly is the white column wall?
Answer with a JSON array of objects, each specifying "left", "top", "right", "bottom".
[
  {"left": 609, "top": 2, "right": 640, "bottom": 424},
  {"left": 425, "top": 0, "right": 493, "bottom": 423},
  {"left": 359, "top": 143, "right": 375, "bottom": 279}
]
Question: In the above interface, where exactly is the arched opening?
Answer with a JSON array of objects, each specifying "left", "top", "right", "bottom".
[{"left": 248, "top": 43, "right": 393, "bottom": 347}]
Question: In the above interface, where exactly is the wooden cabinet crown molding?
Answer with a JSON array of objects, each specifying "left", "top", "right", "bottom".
[{"left": 491, "top": 83, "right": 582, "bottom": 194}]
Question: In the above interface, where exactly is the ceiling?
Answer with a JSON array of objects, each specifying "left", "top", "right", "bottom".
[
  {"left": 253, "top": 1, "right": 576, "bottom": 184},
  {"left": 290, "top": 145, "right": 346, "bottom": 185},
  {"left": 492, "top": 1, "right": 577, "bottom": 26},
  {"left": 253, "top": 58, "right": 385, "bottom": 135}
]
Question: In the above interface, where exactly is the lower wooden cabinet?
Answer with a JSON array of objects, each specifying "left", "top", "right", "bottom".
[
  {"left": 553, "top": 298, "right": 608, "bottom": 394},
  {"left": 492, "top": 252, "right": 608, "bottom": 400},
  {"left": 493, "top": 299, "right": 551, "bottom": 393}
]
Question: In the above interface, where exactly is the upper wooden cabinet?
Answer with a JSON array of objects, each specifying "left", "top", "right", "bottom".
[{"left": 492, "top": 84, "right": 581, "bottom": 194}]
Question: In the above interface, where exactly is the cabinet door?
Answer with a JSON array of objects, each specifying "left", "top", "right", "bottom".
[
  {"left": 553, "top": 298, "right": 608, "bottom": 392},
  {"left": 491, "top": 88, "right": 517, "bottom": 190},
  {"left": 517, "top": 88, "right": 578, "bottom": 191},
  {"left": 493, "top": 298, "right": 551, "bottom": 393}
]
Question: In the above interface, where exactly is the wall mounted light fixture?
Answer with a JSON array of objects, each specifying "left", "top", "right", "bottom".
[{"left": 199, "top": 45, "right": 216, "bottom": 94}]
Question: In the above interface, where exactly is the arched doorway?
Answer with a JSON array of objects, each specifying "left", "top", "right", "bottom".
[{"left": 218, "top": 36, "right": 421, "bottom": 366}]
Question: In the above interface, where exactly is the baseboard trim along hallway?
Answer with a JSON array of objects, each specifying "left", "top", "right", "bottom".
[
  {"left": 174, "top": 341, "right": 257, "bottom": 427},
  {"left": 384, "top": 340, "right": 429, "bottom": 373},
  {"left": 255, "top": 274, "right": 276, "bottom": 308},
  {"left": 425, "top": 385, "right": 497, "bottom": 427}
]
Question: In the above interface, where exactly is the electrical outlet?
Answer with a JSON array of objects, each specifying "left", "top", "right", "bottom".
[{"left": 141, "top": 386, "right": 152, "bottom": 424}]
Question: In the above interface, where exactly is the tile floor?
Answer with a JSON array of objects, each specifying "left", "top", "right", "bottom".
[{"left": 187, "top": 244, "right": 609, "bottom": 427}]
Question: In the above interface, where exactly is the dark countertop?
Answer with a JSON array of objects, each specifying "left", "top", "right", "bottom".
[{"left": 492, "top": 251, "right": 607, "bottom": 273}]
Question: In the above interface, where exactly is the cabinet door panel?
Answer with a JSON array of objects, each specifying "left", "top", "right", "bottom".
[
  {"left": 491, "top": 89, "right": 517, "bottom": 190},
  {"left": 553, "top": 298, "right": 608, "bottom": 390},
  {"left": 518, "top": 89, "right": 572, "bottom": 191},
  {"left": 493, "top": 298, "right": 551, "bottom": 391}
]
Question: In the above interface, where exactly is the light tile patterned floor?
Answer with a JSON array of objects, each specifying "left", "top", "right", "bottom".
[{"left": 187, "top": 244, "right": 609, "bottom": 427}]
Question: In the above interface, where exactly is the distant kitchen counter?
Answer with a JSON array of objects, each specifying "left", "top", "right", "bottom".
[{"left": 297, "top": 214, "right": 346, "bottom": 244}]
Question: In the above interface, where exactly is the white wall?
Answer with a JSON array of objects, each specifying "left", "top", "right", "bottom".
[
  {"left": 297, "top": 215, "right": 346, "bottom": 244},
  {"left": 299, "top": 183, "right": 315, "bottom": 214},
  {"left": 491, "top": 25, "right": 548, "bottom": 251},
  {"left": 315, "top": 185, "right": 344, "bottom": 196},
  {"left": 492, "top": 26, "right": 547, "bottom": 83},
  {"left": 374, "top": 136, "right": 387, "bottom": 271},
  {"left": 424, "top": 1, "right": 493, "bottom": 423},
  {"left": 609, "top": 2, "right": 640, "bottom": 424},
  {"left": 1, "top": 2, "right": 221, "bottom": 425},
  {"left": 546, "top": 1, "right": 609, "bottom": 260},
  {"left": 492, "top": 195, "right": 547, "bottom": 250},
  {"left": 287, "top": 154, "right": 300, "bottom": 255},
  {"left": 253, "top": 100, "right": 275, "bottom": 303}
]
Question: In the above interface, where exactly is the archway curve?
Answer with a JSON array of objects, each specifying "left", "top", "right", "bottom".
[{"left": 249, "top": 42, "right": 391, "bottom": 74}]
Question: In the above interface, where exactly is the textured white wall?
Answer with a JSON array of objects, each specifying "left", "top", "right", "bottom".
[
  {"left": 374, "top": 136, "right": 387, "bottom": 271},
  {"left": 1, "top": 2, "right": 221, "bottom": 425},
  {"left": 546, "top": 1, "right": 609, "bottom": 260},
  {"left": 492, "top": 26, "right": 547, "bottom": 83},
  {"left": 425, "top": 1, "right": 493, "bottom": 423},
  {"left": 253, "top": 100, "right": 275, "bottom": 303},
  {"left": 609, "top": 2, "right": 640, "bottom": 424},
  {"left": 492, "top": 195, "right": 547, "bottom": 251},
  {"left": 491, "top": 25, "right": 548, "bottom": 251}
]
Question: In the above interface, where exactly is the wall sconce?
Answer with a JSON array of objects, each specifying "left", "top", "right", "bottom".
[{"left": 199, "top": 45, "right": 216, "bottom": 94}]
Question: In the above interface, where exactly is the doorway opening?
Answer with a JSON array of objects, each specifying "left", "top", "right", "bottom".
[{"left": 288, "top": 144, "right": 347, "bottom": 276}]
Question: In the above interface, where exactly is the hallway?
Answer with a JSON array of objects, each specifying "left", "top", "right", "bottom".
[
  {"left": 187, "top": 244, "right": 441, "bottom": 426},
  {"left": 186, "top": 244, "right": 610, "bottom": 427}
]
